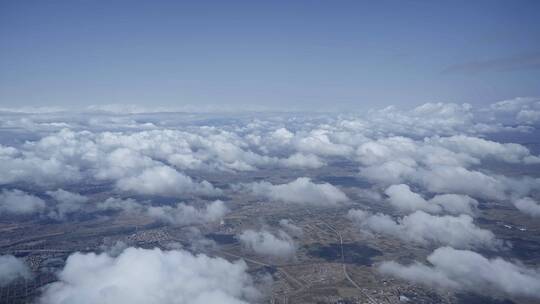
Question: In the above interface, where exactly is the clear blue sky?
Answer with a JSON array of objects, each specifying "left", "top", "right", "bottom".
[{"left": 1, "top": 0, "right": 539, "bottom": 111}]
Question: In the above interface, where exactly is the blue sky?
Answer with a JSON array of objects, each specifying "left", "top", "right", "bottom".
[{"left": 1, "top": 0, "right": 539, "bottom": 111}]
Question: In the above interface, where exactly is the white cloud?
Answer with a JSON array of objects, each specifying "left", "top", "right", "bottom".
[
  {"left": 0, "top": 148, "right": 81, "bottom": 186},
  {"left": 238, "top": 229, "right": 296, "bottom": 259},
  {"left": 0, "top": 189, "right": 46, "bottom": 215},
  {"left": 243, "top": 177, "right": 348, "bottom": 206},
  {"left": 360, "top": 160, "right": 416, "bottom": 185},
  {"left": 428, "top": 194, "right": 479, "bottom": 216},
  {"left": 97, "top": 198, "right": 227, "bottom": 226},
  {"left": 513, "top": 197, "right": 540, "bottom": 217},
  {"left": 488, "top": 97, "right": 540, "bottom": 125},
  {"left": 348, "top": 210, "right": 499, "bottom": 249},
  {"left": 46, "top": 189, "right": 89, "bottom": 220},
  {"left": 365, "top": 103, "right": 477, "bottom": 136},
  {"left": 0, "top": 129, "right": 223, "bottom": 194},
  {"left": 416, "top": 166, "right": 506, "bottom": 200},
  {"left": 379, "top": 247, "right": 540, "bottom": 299},
  {"left": 517, "top": 109, "right": 540, "bottom": 125},
  {"left": 38, "top": 247, "right": 260, "bottom": 304},
  {"left": 294, "top": 129, "right": 353, "bottom": 157},
  {"left": 357, "top": 134, "right": 538, "bottom": 200},
  {"left": 384, "top": 184, "right": 478, "bottom": 216},
  {"left": 427, "top": 135, "right": 540, "bottom": 164},
  {"left": 96, "top": 197, "right": 144, "bottom": 213},
  {"left": 384, "top": 184, "right": 442, "bottom": 214},
  {"left": 115, "top": 166, "right": 221, "bottom": 197},
  {"left": 280, "top": 153, "right": 325, "bottom": 169},
  {"left": 146, "top": 200, "right": 228, "bottom": 226},
  {"left": 278, "top": 219, "right": 303, "bottom": 237},
  {"left": 0, "top": 255, "right": 31, "bottom": 286}
]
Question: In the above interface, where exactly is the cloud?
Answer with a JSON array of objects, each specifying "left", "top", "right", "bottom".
[
  {"left": 379, "top": 247, "right": 540, "bottom": 299},
  {"left": 115, "top": 165, "right": 221, "bottom": 197},
  {"left": 46, "top": 189, "right": 89, "bottom": 220},
  {"left": 444, "top": 52, "right": 540, "bottom": 74},
  {"left": 348, "top": 210, "right": 500, "bottom": 249},
  {"left": 0, "top": 189, "right": 46, "bottom": 215},
  {"left": 0, "top": 129, "right": 223, "bottom": 194},
  {"left": 357, "top": 134, "right": 539, "bottom": 200},
  {"left": 487, "top": 97, "right": 540, "bottom": 125},
  {"left": 238, "top": 229, "right": 296, "bottom": 259},
  {"left": 146, "top": 200, "right": 228, "bottom": 226},
  {"left": 0, "top": 146, "right": 81, "bottom": 186},
  {"left": 294, "top": 129, "right": 354, "bottom": 157},
  {"left": 416, "top": 166, "right": 506, "bottom": 200},
  {"left": 513, "top": 197, "right": 540, "bottom": 217},
  {"left": 278, "top": 219, "right": 303, "bottom": 237},
  {"left": 384, "top": 184, "right": 478, "bottom": 215},
  {"left": 97, "top": 197, "right": 228, "bottom": 226},
  {"left": 242, "top": 177, "right": 348, "bottom": 206},
  {"left": 100, "top": 241, "right": 129, "bottom": 257},
  {"left": 96, "top": 197, "right": 145, "bottom": 213},
  {"left": 427, "top": 135, "right": 540, "bottom": 164},
  {"left": 2, "top": 188, "right": 91, "bottom": 220},
  {"left": 428, "top": 194, "right": 479, "bottom": 216},
  {"left": 517, "top": 109, "right": 540, "bottom": 125},
  {"left": 280, "top": 153, "right": 325, "bottom": 169},
  {"left": 0, "top": 255, "right": 31, "bottom": 286},
  {"left": 364, "top": 103, "right": 477, "bottom": 136},
  {"left": 367, "top": 165, "right": 507, "bottom": 201},
  {"left": 38, "top": 247, "right": 260, "bottom": 304},
  {"left": 384, "top": 184, "right": 442, "bottom": 214}
]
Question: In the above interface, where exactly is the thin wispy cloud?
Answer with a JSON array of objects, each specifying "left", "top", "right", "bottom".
[{"left": 444, "top": 52, "right": 540, "bottom": 74}]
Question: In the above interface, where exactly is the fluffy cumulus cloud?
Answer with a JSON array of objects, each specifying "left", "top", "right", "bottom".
[
  {"left": 0, "top": 255, "right": 31, "bottom": 286},
  {"left": 1, "top": 188, "right": 94, "bottom": 220},
  {"left": 513, "top": 197, "right": 540, "bottom": 217},
  {"left": 293, "top": 129, "right": 354, "bottom": 157},
  {"left": 488, "top": 97, "right": 540, "bottom": 125},
  {"left": 368, "top": 103, "right": 476, "bottom": 136},
  {"left": 280, "top": 153, "right": 325, "bottom": 169},
  {"left": 242, "top": 177, "right": 349, "bottom": 206},
  {"left": 379, "top": 247, "right": 540, "bottom": 299},
  {"left": 0, "top": 189, "right": 46, "bottom": 215},
  {"left": 427, "top": 135, "right": 540, "bottom": 164},
  {"left": 46, "top": 189, "right": 89, "bottom": 220},
  {"left": 348, "top": 210, "right": 499, "bottom": 249},
  {"left": 356, "top": 133, "right": 539, "bottom": 200},
  {"left": 0, "top": 129, "right": 222, "bottom": 196},
  {"left": 415, "top": 166, "right": 507, "bottom": 200},
  {"left": 38, "top": 247, "right": 260, "bottom": 304},
  {"left": 238, "top": 229, "right": 296, "bottom": 259},
  {"left": 115, "top": 165, "right": 220, "bottom": 197},
  {"left": 97, "top": 198, "right": 227, "bottom": 226},
  {"left": 0, "top": 144, "right": 81, "bottom": 186},
  {"left": 384, "top": 184, "right": 478, "bottom": 215},
  {"left": 146, "top": 200, "right": 228, "bottom": 226}
]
